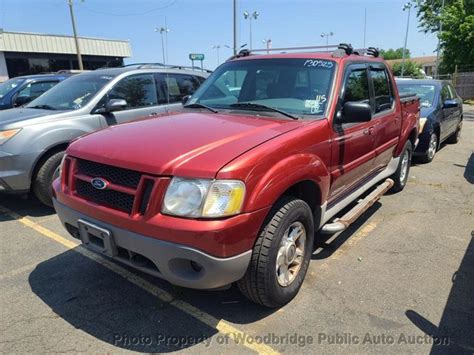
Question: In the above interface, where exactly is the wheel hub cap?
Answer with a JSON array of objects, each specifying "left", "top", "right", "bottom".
[{"left": 276, "top": 221, "right": 306, "bottom": 287}]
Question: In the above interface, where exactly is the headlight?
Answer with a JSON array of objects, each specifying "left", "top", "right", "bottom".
[
  {"left": 162, "top": 177, "right": 245, "bottom": 218},
  {"left": 0, "top": 128, "right": 21, "bottom": 145},
  {"left": 419, "top": 117, "right": 427, "bottom": 134}
]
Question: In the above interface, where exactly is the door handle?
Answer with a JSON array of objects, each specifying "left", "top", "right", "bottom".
[
  {"left": 363, "top": 126, "right": 375, "bottom": 135},
  {"left": 149, "top": 112, "right": 158, "bottom": 116}
]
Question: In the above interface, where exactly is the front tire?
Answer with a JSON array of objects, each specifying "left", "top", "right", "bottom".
[
  {"left": 32, "top": 151, "right": 64, "bottom": 207},
  {"left": 237, "top": 197, "right": 314, "bottom": 307},
  {"left": 419, "top": 132, "right": 438, "bottom": 163},
  {"left": 390, "top": 140, "right": 412, "bottom": 193}
]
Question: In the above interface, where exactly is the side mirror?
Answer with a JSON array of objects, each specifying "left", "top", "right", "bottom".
[
  {"left": 182, "top": 95, "right": 191, "bottom": 106},
  {"left": 13, "top": 96, "right": 32, "bottom": 107},
  {"left": 339, "top": 101, "right": 372, "bottom": 123},
  {"left": 443, "top": 99, "right": 457, "bottom": 109},
  {"left": 105, "top": 99, "right": 127, "bottom": 112}
]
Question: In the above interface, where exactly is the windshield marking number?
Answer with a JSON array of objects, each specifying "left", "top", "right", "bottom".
[{"left": 303, "top": 60, "right": 334, "bottom": 69}]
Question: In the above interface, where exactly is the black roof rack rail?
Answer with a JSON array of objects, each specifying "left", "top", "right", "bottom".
[
  {"left": 119, "top": 62, "right": 212, "bottom": 73},
  {"left": 225, "top": 43, "right": 381, "bottom": 61}
]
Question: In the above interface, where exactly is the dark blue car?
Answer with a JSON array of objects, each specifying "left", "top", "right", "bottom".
[
  {"left": 0, "top": 73, "right": 71, "bottom": 110},
  {"left": 397, "top": 79, "right": 463, "bottom": 163}
]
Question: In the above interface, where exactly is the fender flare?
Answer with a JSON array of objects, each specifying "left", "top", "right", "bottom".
[{"left": 245, "top": 153, "right": 331, "bottom": 212}]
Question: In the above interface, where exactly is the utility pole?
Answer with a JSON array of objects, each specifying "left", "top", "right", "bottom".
[
  {"left": 212, "top": 44, "right": 230, "bottom": 65},
  {"left": 154, "top": 27, "right": 170, "bottom": 65},
  {"left": 363, "top": 8, "right": 367, "bottom": 47},
  {"left": 401, "top": 2, "right": 412, "bottom": 77},
  {"left": 321, "top": 32, "right": 334, "bottom": 46},
  {"left": 68, "top": 0, "right": 83, "bottom": 70},
  {"left": 434, "top": 0, "right": 445, "bottom": 78},
  {"left": 233, "top": 0, "right": 238, "bottom": 55}
]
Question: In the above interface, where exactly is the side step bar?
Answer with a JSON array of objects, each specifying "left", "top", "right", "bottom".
[{"left": 321, "top": 178, "right": 394, "bottom": 234}]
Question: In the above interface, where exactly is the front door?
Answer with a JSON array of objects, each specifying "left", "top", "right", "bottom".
[
  {"left": 329, "top": 63, "right": 376, "bottom": 202},
  {"left": 103, "top": 73, "right": 166, "bottom": 126}
]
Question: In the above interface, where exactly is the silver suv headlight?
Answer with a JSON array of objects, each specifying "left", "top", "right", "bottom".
[{"left": 162, "top": 177, "right": 246, "bottom": 218}]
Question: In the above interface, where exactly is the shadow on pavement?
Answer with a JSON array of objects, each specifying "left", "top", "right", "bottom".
[
  {"left": 406, "top": 235, "right": 474, "bottom": 354},
  {"left": 0, "top": 194, "right": 55, "bottom": 217},
  {"left": 28, "top": 246, "right": 275, "bottom": 352},
  {"left": 463, "top": 153, "right": 474, "bottom": 184}
]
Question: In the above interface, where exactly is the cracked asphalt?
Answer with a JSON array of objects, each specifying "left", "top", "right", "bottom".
[{"left": 1, "top": 114, "right": 473, "bottom": 354}]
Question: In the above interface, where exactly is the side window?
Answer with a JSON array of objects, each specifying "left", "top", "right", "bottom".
[
  {"left": 370, "top": 67, "right": 393, "bottom": 113},
  {"left": 343, "top": 66, "right": 370, "bottom": 104},
  {"left": 108, "top": 74, "right": 158, "bottom": 110},
  {"left": 447, "top": 84, "right": 457, "bottom": 99},
  {"left": 160, "top": 74, "right": 201, "bottom": 103},
  {"left": 441, "top": 85, "right": 451, "bottom": 102},
  {"left": 17, "top": 81, "right": 58, "bottom": 99}
]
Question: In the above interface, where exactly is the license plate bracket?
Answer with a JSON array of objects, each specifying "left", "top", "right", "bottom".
[{"left": 78, "top": 219, "right": 117, "bottom": 257}]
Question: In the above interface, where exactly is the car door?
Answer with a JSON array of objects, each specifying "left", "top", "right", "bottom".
[
  {"left": 329, "top": 63, "right": 377, "bottom": 201},
  {"left": 368, "top": 64, "right": 402, "bottom": 170},
  {"left": 447, "top": 83, "right": 463, "bottom": 131},
  {"left": 103, "top": 73, "right": 166, "bottom": 125},
  {"left": 439, "top": 83, "right": 457, "bottom": 139}
]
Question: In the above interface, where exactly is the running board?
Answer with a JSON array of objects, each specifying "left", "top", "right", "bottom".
[{"left": 320, "top": 178, "right": 394, "bottom": 234}]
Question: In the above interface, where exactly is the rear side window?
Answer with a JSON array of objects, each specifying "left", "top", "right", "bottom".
[
  {"left": 343, "top": 66, "right": 370, "bottom": 103},
  {"left": 109, "top": 74, "right": 158, "bottom": 109},
  {"left": 370, "top": 67, "right": 393, "bottom": 113},
  {"left": 159, "top": 74, "right": 201, "bottom": 103}
]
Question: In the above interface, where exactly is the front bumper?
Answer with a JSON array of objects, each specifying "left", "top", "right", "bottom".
[
  {"left": 53, "top": 198, "right": 252, "bottom": 290},
  {"left": 0, "top": 150, "right": 38, "bottom": 192}
]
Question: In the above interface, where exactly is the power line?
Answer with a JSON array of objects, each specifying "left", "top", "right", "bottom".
[{"left": 82, "top": 0, "right": 176, "bottom": 17}]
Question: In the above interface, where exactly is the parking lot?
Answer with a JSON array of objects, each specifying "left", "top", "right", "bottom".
[{"left": 1, "top": 112, "right": 473, "bottom": 354}]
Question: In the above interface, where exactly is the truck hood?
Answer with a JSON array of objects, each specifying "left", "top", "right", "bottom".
[
  {"left": 68, "top": 112, "right": 302, "bottom": 177},
  {"left": 0, "top": 107, "right": 73, "bottom": 128}
]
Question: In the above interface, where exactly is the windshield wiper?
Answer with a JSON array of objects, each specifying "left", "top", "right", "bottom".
[
  {"left": 183, "top": 102, "right": 218, "bottom": 113},
  {"left": 28, "top": 104, "right": 57, "bottom": 110},
  {"left": 230, "top": 102, "right": 299, "bottom": 120}
]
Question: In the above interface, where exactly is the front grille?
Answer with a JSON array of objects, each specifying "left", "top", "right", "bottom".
[
  {"left": 76, "top": 159, "right": 142, "bottom": 188},
  {"left": 75, "top": 179, "right": 135, "bottom": 214}
]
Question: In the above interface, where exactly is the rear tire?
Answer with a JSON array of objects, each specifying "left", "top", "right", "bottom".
[
  {"left": 390, "top": 140, "right": 412, "bottom": 193},
  {"left": 32, "top": 151, "right": 64, "bottom": 207},
  {"left": 237, "top": 197, "right": 314, "bottom": 308},
  {"left": 419, "top": 132, "right": 438, "bottom": 163}
]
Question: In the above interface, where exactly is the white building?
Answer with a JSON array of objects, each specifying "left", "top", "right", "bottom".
[{"left": 0, "top": 30, "right": 132, "bottom": 82}]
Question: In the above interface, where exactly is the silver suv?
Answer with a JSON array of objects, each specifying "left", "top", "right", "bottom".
[{"left": 0, "top": 65, "right": 209, "bottom": 206}]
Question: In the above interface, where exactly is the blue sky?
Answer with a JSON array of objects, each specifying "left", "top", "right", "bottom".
[{"left": 0, "top": 0, "right": 438, "bottom": 69}]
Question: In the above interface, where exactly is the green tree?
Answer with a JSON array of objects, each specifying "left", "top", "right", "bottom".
[
  {"left": 392, "top": 60, "right": 424, "bottom": 78},
  {"left": 415, "top": 0, "right": 474, "bottom": 73},
  {"left": 380, "top": 48, "right": 411, "bottom": 60}
]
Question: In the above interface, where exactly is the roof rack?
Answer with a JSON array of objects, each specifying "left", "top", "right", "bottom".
[
  {"left": 120, "top": 62, "right": 212, "bottom": 73},
  {"left": 227, "top": 43, "right": 380, "bottom": 61}
]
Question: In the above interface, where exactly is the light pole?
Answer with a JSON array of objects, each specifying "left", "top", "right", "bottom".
[
  {"left": 212, "top": 44, "right": 230, "bottom": 65},
  {"left": 320, "top": 32, "right": 334, "bottom": 46},
  {"left": 262, "top": 39, "right": 272, "bottom": 54},
  {"left": 434, "top": 0, "right": 445, "bottom": 78},
  {"left": 154, "top": 26, "right": 170, "bottom": 65},
  {"left": 67, "top": 0, "right": 83, "bottom": 70},
  {"left": 243, "top": 10, "right": 259, "bottom": 50},
  {"left": 401, "top": 2, "right": 412, "bottom": 77}
]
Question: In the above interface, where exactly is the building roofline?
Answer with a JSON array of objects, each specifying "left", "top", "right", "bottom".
[{"left": 0, "top": 30, "right": 130, "bottom": 44}]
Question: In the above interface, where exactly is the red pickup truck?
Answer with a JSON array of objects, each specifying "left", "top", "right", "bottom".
[{"left": 53, "top": 44, "right": 420, "bottom": 307}]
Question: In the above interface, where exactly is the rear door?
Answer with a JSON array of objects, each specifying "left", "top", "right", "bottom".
[
  {"left": 440, "top": 83, "right": 455, "bottom": 139},
  {"left": 368, "top": 64, "right": 401, "bottom": 170},
  {"left": 447, "top": 83, "right": 463, "bottom": 132},
  {"left": 329, "top": 63, "right": 377, "bottom": 200},
  {"left": 103, "top": 73, "right": 165, "bottom": 125}
]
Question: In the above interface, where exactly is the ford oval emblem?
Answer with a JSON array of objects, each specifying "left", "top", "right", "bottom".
[{"left": 91, "top": 177, "right": 108, "bottom": 190}]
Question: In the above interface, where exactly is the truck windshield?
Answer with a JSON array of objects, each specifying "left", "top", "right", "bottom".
[
  {"left": 189, "top": 58, "right": 336, "bottom": 118},
  {"left": 397, "top": 84, "right": 436, "bottom": 108},
  {"left": 0, "top": 78, "right": 25, "bottom": 99},
  {"left": 26, "top": 74, "right": 115, "bottom": 111}
]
